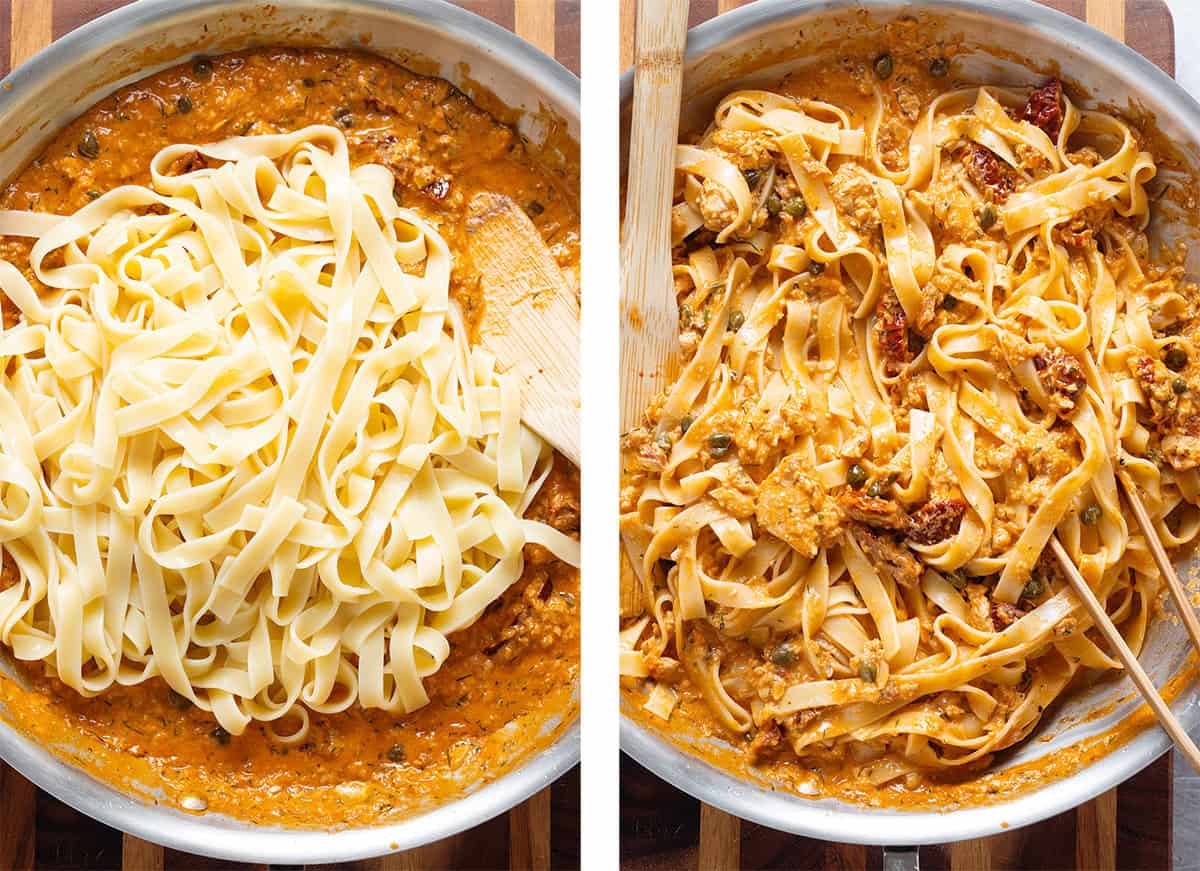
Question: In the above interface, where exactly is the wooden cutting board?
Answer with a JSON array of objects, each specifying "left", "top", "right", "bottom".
[
  {"left": 618, "top": 1, "right": 1176, "bottom": 870},
  {"left": 0, "top": 2, "right": 579, "bottom": 870}
]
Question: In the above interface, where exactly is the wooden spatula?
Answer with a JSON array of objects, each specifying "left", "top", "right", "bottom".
[
  {"left": 619, "top": 0, "right": 689, "bottom": 430},
  {"left": 468, "top": 191, "right": 580, "bottom": 468}
]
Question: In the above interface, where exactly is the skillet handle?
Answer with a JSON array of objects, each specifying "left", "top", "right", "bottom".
[{"left": 883, "top": 846, "right": 920, "bottom": 871}]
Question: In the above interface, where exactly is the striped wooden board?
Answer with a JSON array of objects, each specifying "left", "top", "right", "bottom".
[
  {"left": 619, "top": 1, "right": 1176, "bottom": 870},
  {"left": 0, "top": 2, "right": 578, "bottom": 870}
]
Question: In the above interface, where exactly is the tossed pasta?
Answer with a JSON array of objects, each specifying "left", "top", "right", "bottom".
[
  {"left": 0, "top": 125, "right": 579, "bottom": 739},
  {"left": 620, "top": 64, "right": 1197, "bottom": 788}
]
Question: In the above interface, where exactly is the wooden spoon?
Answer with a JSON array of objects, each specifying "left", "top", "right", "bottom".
[
  {"left": 617, "top": 0, "right": 690, "bottom": 651},
  {"left": 619, "top": 0, "right": 689, "bottom": 430},
  {"left": 468, "top": 191, "right": 580, "bottom": 467}
]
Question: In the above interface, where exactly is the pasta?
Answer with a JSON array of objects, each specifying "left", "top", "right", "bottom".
[
  {"left": 0, "top": 124, "right": 579, "bottom": 740},
  {"left": 620, "top": 61, "right": 1198, "bottom": 789}
]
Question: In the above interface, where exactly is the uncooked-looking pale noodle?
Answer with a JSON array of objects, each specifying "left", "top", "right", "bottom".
[
  {"left": 0, "top": 125, "right": 579, "bottom": 740},
  {"left": 621, "top": 74, "right": 1199, "bottom": 787}
]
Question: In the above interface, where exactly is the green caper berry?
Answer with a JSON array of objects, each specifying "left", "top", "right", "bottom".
[
  {"left": 873, "top": 53, "right": 894, "bottom": 80},
  {"left": 743, "top": 168, "right": 761, "bottom": 187},
  {"left": 656, "top": 431, "right": 673, "bottom": 450},
  {"left": 679, "top": 303, "right": 693, "bottom": 328},
  {"left": 387, "top": 744, "right": 406, "bottom": 762},
  {"left": 85, "top": 189, "right": 101, "bottom": 201},
  {"left": 770, "top": 645, "right": 798, "bottom": 666},
  {"left": 808, "top": 260, "right": 826, "bottom": 276},
  {"left": 1081, "top": 504, "right": 1102, "bottom": 525},
  {"left": 979, "top": 205, "right": 997, "bottom": 230},
  {"left": 1022, "top": 577, "right": 1046, "bottom": 600},
  {"left": 680, "top": 414, "right": 695, "bottom": 435},
  {"left": 929, "top": 57, "right": 950, "bottom": 78},
  {"left": 858, "top": 660, "right": 878, "bottom": 683},
  {"left": 77, "top": 131, "right": 100, "bottom": 159},
  {"left": 846, "top": 463, "right": 868, "bottom": 488},
  {"left": 1173, "top": 377, "right": 1188, "bottom": 395},
  {"left": 1165, "top": 345, "right": 1189, "bottom": 371},
  {"left": 192, "top": 57, "right": 213, "bottom": 78},
  {"left": 940, "top": 295, "right": 958, "bottom": 311},
  {"left": 784, "top": 196, "right": 807, "bottom": 218},
  {"left": 707, "top": 432, "right": 733, "bottom": 457},
  {"left": 727, "top": 310, "right": 745, "bottom": 330},
  {"left": 176, "top": 95, "right": 193, "bottom": 114},
  {"left": 766, "top": 194, "right": 782, "bottom": 216},
  {"left": 211, "top": 726, "right": 230, "bottom": 745}
]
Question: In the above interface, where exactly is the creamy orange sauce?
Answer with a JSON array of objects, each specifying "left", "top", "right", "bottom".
[
  {"left": 0, "top": 48, "right": 579, "bottom": 827},
  {"left": 624, "top": 652, "right": 1200, "bottom": 810}
]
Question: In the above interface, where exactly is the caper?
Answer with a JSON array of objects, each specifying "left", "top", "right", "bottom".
[
  {"left": 766, "top": 194, "right": 782, "bottom": 216},
  {"left": 929, "top": 57, "right": 950, "bottom": 78},
  {"left": 85, "top": 189, "right": 101, "bottom": 201},
  {"left": 1165, "top": 345, "right": 1189, "bottom": 372},
  {"left": 211, "top": 725, "right": 231, "bottom": 745},
  {"left": 858, "top": 660, "right": 878, "bottom": 683},
  {"left": 727, "top": 310, "right": 745, "bottom": 330},
  {"left": 940, "top": 294, "right": 958, "bottom": 311},
  {"left": 866, "top": 478, "right": 890, "bottom": 499},
  {"left": 176, "top": 95, "right": 193, "bottom": 114},
  {"left": 386, "top": 744, "right": 406, "bottom": 762},
  {"left": 1081, "top": 504, "right": 1102, "bottom": 525},
  {"left": 526, "top": 200, "right": 546, "bottom": 217},
  {"left": 743, "top": 168, "right": 761, "bottom": 187},
  {"left": 1173, "top": 377, "right": 1188, "bottom": 395},
  {"left": 680, "top": 414, "right": 695, "bottom": 435},
  {"left": 167, "top": 689, "right": 191, "bottom": 710},
  {"left": 679, "top": 303, "right": 694, "bottom": 328},
  {"left": 77, "top": 131, "right": 100, "bottom": 160},
  {"left": 808, "top": 260, "right": 826, "bottom": 276},
  {"left": 979, "top": 205, "right": 997, "bottom": 230},
  {"left": 656, "top": 431, "right": 673, "bottom": 450},
  {"left": 945, "top": 570, "right": 967, "bottom": 590},
  {"left": 1022, "top": 576, "right": 1046, "bottom": 600},
  {"left": 784, "top": 196, "right": 807, "bottom": 218},
  {"left": 770, "top": 645, "right": 798, "bottom": 666},
  {"left": 707, "top": 432, "right": 733, "bottom": 457},
  {"left": 192, "top": 57, "right": 213, "bottom": 78},
  {"left": 846, "top": 463, "right": 868, "bottom": 488},
  {"left": 334, "top": 106, "right": 355, "bottom": 128},
  {"left": 873, "top": 53, "right": 895, "bottom": 80}
]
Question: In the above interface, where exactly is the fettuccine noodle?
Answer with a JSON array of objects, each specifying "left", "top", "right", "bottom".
[
  {"left": 0, "top": 125, "right": 579, "bottom": 739},
  {"left": 620, "top": 68, "right": 1196, "bottom": 787}
]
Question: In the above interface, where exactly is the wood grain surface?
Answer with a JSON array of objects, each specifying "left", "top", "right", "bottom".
[
  {"left": 618, "top": 1, "right": 1177, "bottom": 870},
  {"left": 618, "top": 0, "right": 689, "bottom": 430},
  {"left": 0, "top": 1, "right": 578, "bottom": 869}
]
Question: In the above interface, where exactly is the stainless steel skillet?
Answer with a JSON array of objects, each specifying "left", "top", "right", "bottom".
[
  {"left": 620, "top": 0, "right": 1200, "bottom": 849},
  {"left": 0, "top": 0, "right": 579, "bottom": 863}
]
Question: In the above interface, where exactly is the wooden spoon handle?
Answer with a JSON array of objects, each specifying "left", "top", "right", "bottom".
[
  {"left": 1050, "top": 537, "right": 1200, "bottom": 773},
  {"left": 619, "top": 0, "right": 689, "bottom": 430}
]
